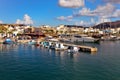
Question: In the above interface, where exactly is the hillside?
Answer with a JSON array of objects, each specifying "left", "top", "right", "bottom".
[{"left": 93, "top": 20, "right": 120, "bottom": 29}]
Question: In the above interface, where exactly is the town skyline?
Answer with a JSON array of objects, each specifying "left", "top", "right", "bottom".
[{"left": 0, "top": 0, "right": 120, "bottom": 27}]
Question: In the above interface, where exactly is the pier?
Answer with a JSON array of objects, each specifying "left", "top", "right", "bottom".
[
  {"left": 0, "top": 39, "right": 98, "bottom": 52},
  {"left": 63, "top": 43, "right": 98, "bottom": 52},
  {"left": 78, "top": 45, "right": 97, "bottom": 52}
]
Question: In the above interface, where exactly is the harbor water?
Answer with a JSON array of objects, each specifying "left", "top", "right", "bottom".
[{"left": 0, "top": 41, "right": 120, "bottom": 80}]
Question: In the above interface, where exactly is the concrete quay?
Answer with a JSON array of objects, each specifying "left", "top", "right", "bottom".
[{"left": 63, "top": 43, "right": 98, "bottom": 52}]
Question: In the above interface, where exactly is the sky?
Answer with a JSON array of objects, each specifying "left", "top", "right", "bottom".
[{"left": 0, "top": 0, "right": 120, "bottom": 27}]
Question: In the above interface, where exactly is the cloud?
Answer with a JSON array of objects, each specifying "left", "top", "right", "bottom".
[
  {"left": 16, "top": 19, "right": 23, "bottom": 24},
  {"left": 75, "top": 18, "right": 96, "bottom": 26},
  {"left": 16, "top": 14, "right": 33, "bottom": 25},
  {"left": 59, "top": 0, "right": 84, "bottom": 8},
  {"left": 0, "top": 20, "right": 3, "bottom": 24},
  {"left": 96, "top": 17, "right": 111, "bottom": 24},
  {"left": 57, "top": 2, "right": 119, "bottom": 25},
  {"left": 24, "top": 14, "right": 33, "bottom": 25},
  {"left": 112, "top": 9, "right": 120, "bottom": 18},
  {"left": 74, "top": 3, "right": 115, "bottom": 18},
  {"left": 75, "top": 20, "right": 88, "bottom": 26},
  {"left": 57, "top": 15, "right": 73, "bottom": 21},
  {"left": 103, "top": 0, "right": 120, "bottom": 4},
  {"left": 57, "top": 3, "right": 115, "bottom": 25},
  {"left": 73, "top": 3, "right": 116, "bottom": 24},
  {"left": 73, "top": 7, "right": 97, "bottom": 17},
  {"left": 94, "top": 3, "right": 115, "bottom": 17},
  {"left": 57, "top": 16, "right": 66, "bottom": 21},
  {"left": 91, "top": 18, "right": 95, "bottom": 23}
]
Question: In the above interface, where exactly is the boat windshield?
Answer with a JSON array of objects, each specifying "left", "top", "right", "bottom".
[{"left": 5, "top": 39, "right": 11, "bottom": 42}]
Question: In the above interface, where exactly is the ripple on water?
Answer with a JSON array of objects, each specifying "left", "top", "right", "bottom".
[{"left": 0, "top": 42, "right": 120, "bottom": 80}]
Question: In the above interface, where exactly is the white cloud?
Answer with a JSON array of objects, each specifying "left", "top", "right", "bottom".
[
  {"left": 74, "top": 3, "right": 115, "bottom": 18},
  {"left": 96, "top": 17, "right": 111, "bottom": 24},
  {"left": 57, "top": 15, "right": 73, "bottom": 21},
  {"left": 0, "top": 20, "right": 3, "bottom": 24},
  {"left": 103, "top": 0, "right": 120, "bottom": 4},
  {"left": 75, "top": 18, "right": 96, "bottom": 26},
  {"left": 57, "top": 2, "right": 119, "bottom": 25},
  {"left": 59, "top": 0, "right": 84, "bottom": 8},
  {"left": 24, "top": 14, "right": 33, "bottom": 25},
  {"left": 94, "top": 3, "right": 115, "bottom": 17},
  {"left": 16, "top": 19, "right": 23, "bottom": 24},
  {"left": 112, "top": 9, "right": 120, "bottom": 18},
  {"left": 16, "top": 14, "right": 33, "bottom": 25},
  {"left": 75, "top": 19, "right": 102, "bottom": 26},
  {"left": 75, "top": 20, "right": 90, "bottom": 26},
  {"left": 57, "top": 16, "right": 66, "bottom": 21},
  {"left": 91, "top": 18, "right": 95, "bottom": 23},
  {"left": 79, "top": 21, "right": 86, "bottom": 25},
  {"left": 74, "top": 7, "right": 97, "bottom": 17},
  {"left": 73, "top": 3, "right": 116, "bottom": 24}
]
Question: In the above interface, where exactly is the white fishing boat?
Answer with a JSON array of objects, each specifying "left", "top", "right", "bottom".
[
  {"left": 54, "top": 43, "right": 68, "bottom": 51},
  {"left": 67, "top": 46, "right": 79, "bottom": 53},
  {"left": 101, "top": 35, "right": 119, "bottom": 41}
]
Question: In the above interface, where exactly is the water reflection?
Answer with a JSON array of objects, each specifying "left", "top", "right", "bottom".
[
  {"left": 0, "top": 41, "right": 120, "bottom": 80},
  {"left": 80, "top": 51, "right": 97, "bottom": 56},
  {"left": 0, "top": 44, "right": 18, "bottom": 52},
  {"left": 0, "top": 43, "right": 98, "bottom": 56}
]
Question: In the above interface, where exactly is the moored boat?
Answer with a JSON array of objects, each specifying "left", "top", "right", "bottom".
[
  {"left": 54, "top": 43, "right": 68, "bottom": 51},
  {"left": 67, "top": 46, "right": 79, "bottom": 53},
  {"left": 28, "top": 40, "right": 37, "bottom": 45},
  {"left": 3, "top": 38, "right": 14, "bottom": 44},
  {"left": 101, "top": 35, "right": 119, "bottom": 41}
]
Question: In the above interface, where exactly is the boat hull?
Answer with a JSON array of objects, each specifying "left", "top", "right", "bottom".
[{"left": 3, "top": 41, "right": 14, "bottom": 44}]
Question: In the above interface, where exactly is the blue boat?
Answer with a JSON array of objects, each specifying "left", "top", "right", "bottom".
[{"left": 3, "top": 38, "right": 14, "bottom": 44}]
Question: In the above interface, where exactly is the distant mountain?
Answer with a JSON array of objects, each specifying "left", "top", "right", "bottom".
[
  {"left": 93, "top": 20, "right": 120, "bottom": 29},
  {"left": 64, "top": 25, "right": 83, "bottom": 28},
  {"left": 0, "top": 24, "right": 26, "bottom": 26}
]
